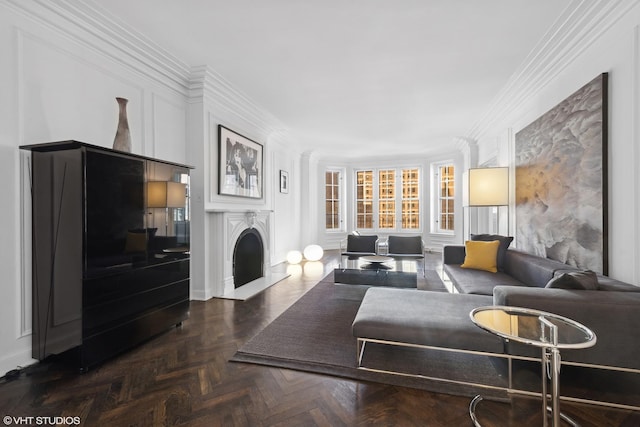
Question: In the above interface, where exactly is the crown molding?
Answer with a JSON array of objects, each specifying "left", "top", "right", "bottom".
[
  {"left": 3, "top": 0, "right": 292, "bottom": 139},
  {"left": 453, "top": 137, "right": 477, "bottom": 153},
  {"left": 453, "top": 137, "right": 478, "bottom": 168},
  {"left": 466, "top": 0, "right": 638, "bottom": 142},
  {"left": 189, "top": 65, "right": 288, "bottom": 141},
  {"left": 4, "top": 0, "right": 192, "bottom": 95}
]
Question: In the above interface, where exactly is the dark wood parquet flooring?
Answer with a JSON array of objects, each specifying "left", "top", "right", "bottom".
[{"left": 1, "top": 251, "right": 638, "bottom": 426}]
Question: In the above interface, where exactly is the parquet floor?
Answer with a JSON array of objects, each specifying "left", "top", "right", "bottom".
[{"left": 1, "top": 251, "right": 638, "bottom": 426}]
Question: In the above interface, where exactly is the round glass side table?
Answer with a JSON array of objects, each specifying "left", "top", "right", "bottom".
[{"left": 469, "top": 306, "right": 596, "bottom": 427}]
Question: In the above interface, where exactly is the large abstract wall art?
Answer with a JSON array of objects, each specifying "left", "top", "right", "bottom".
[{"left": 515, "top": 73, "right": 608, "bottom": 274}]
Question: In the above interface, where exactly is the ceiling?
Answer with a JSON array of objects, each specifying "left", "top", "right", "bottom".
[{"left": 93, "top": 0, "right": 573, "bottom": 158}]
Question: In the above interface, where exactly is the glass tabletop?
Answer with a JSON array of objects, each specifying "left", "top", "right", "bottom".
[
  {"left": 339, "top": 257, "right": 418, "bottom": 273},
  {"left": 470, "top": 306, "right": 596, "bottom": 349}
]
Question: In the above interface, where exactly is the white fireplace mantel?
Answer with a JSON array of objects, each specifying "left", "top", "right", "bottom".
[{"left": 208, "top": 209, "right": 272, "bottom": 297}]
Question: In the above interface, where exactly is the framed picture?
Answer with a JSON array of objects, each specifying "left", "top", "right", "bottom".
[
  {"left": 515, "top": 73, "right": 608, "bottom": 274},
  {"left": 279, "top": 170, "right": 289, "bottom": 193},
  {"left": 218, "top": 125, "right": 263, "bottom": 198}
]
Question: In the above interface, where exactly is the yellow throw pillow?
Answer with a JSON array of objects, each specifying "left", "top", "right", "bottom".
[{"left": 461, "top": 240, "right": 500, "bottom": 273}]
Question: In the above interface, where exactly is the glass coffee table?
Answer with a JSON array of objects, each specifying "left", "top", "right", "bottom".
[
  {"left": 334, "top": 255, "right": 417, "bottom": 287},
  {"left": 469, "top": 306, "right": 597, "bottom": 427}
]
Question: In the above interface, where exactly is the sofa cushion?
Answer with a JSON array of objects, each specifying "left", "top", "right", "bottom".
[
  {"left": 442, "top": 245, "right": 466, "bottom": 265},
  {"left": 553, "top": 270, "right": 640, "bottom": 292},
  {"left": 546, "top": 270, "right": 599, "bottom": 290},
  {"left": 596, "top": 278, "right": 640, "bottom": 292},
  {"left": 352, "top": 288, "right": 502, "bottom": 353},
  {"left": 471, "top": 234, "right": 513, "bottom": 271},
  {"left": 503, "top": 249, "right": 577, "bottom": 288},
  {"left": 461, "top": 240, "right": 500, "bottom": 273},
  {"left": 444, "top": 264, "right": 527, "bottom": 295}
]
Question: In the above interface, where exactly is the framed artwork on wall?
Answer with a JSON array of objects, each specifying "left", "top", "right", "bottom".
[
  {"left": 515, "top": 73, "right": 608, "bottom": 274},
  {"left": 218, "top": 125, "right": 263, "bottom": 199},
  {"left": 279, "top": 170, "right": 289, "bottom": 193}
]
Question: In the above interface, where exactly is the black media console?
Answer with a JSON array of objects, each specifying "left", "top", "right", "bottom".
[{"left": 21, "top": 140, "right": 192, "bottom": 370}]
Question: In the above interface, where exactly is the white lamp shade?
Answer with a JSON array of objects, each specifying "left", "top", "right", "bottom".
[
  {"left": 286, "top": 250, "right": 303, "bottom": 264},
  {"left": 147, "top": 181, "right": 186, "bottom": 208},
  {"left": 303, "top": 244, "right": 324, "bottom": 261},
  {"left": 468, "top": 167, "right": 509, "bottom": 206}
]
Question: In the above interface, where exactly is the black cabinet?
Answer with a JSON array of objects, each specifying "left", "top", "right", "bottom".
[{"left": 21, "top": 141, "right": 192, "bottom": 370}]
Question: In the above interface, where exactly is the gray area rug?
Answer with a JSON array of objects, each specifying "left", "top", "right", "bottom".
[
  {"left": 231, "top": 272, "right": 508, "bottom": 399},
  {"left": 420, "top": 269, "right": 449, "bottom": 291}
]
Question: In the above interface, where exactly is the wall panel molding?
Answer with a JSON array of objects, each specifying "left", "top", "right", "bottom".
[
  {"left": 17, "top": 28, "right": 147, "bottom": 148},
  {"left": 19, "top": 152, "right": 32, "bottom": 338},
  {"left": 151, "top": 92, "right": 188, "bottom": 162},
  {"left": 5, "top": 0, "right": 191, "bottom": 96}
]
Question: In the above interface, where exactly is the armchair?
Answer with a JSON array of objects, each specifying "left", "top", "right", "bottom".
[
  {"left": 386, "top": 235, "right": 425, "bottom": 276},
  {"left": 340, "top": 234, "right": 379, "bottom": 260}
]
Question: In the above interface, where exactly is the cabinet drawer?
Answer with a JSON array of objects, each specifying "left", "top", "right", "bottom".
[
  {"left": 81, "top": 299, "right": 189, "bottom": 370},
  {"left": 83, "top": 259, "right": 189, "bottom": 307},
  {"left": 83, "top": 279, "right": 189, "bottom": 338}
]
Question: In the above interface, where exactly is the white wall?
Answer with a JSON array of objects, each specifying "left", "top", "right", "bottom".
[
  {"left": 0, "top": 1, "right": 191, "bottom": 374},
  {"left": 185, "top": 67, "right": 302, "bottom": 299},
  {"left": 0, "top": 1, "right": 304, "bottom": 374},
  {"left": 271, "top": 138, "right": 301, "bottom": 261},
  {"left": 473, "top": 1, "right": 640, "bottom": 284}
]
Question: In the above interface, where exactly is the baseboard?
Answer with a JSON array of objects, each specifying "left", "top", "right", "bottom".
[{"left": 0, "top": 346, "right": 37, "bottom": 377}]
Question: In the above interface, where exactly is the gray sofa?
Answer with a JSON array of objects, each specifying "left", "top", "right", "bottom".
[
  {"left": 353, "top": 245, "right": 640, "bottom": 381},
  {"left": 443, "top": 245, "right": 640, "bottom": 370}
]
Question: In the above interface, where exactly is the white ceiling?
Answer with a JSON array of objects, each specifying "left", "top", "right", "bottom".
[{"left": 94, "top": 0, "right": 573, "bottom": 158}]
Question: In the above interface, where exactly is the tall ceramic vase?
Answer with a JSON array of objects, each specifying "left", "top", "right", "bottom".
[{"left": 112, "top": 97, "right": 131, "bottom": 152}]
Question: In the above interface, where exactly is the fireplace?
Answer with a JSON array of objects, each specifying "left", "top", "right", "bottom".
[
  {"left": 233, "top": 228, "right": 264, "bottom": 288},
  {"left": 205, "top": 210, "right": 272, "bottom": 298}
]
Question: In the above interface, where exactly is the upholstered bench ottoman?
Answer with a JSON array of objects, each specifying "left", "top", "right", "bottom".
[{"left": 352, "top": 288, "right": 504, "bottom": 358}]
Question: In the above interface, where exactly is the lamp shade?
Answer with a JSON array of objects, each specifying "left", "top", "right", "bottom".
[
  {"left": 286, "top": 250, "right": 303, "bottom": 264},
  {"left": 303, "top": 244, "right": 324, "bottom": 261},
  {"left": 147, "top": 181, "right": 186, "bottom": 208},
  {"left": 468, "top": 167, "right": 509, "bottom": 207}
]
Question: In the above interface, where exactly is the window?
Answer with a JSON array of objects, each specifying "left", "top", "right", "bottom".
[
  {"left": 402, "top": 168, "right": 420, "bottom": 229},
  {"left": 325, "top": 170, "right": 341, "bottom": 230},
  {"left": 356, "top": 170, "right": 373, "bottom": 228},
  {"left": 436, "top": 164, "right": 455, "bottom": 232},
  {"left": 355, "top": 168, "right": 420, "bottom": 231},
  {"left": 378, "top": 169, "right": 395, "bottom": 229}
]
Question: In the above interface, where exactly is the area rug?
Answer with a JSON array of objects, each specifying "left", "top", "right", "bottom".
[
  {"left": 420, "top": 269, "right": 449, "bottom": 292},
  {"left": 231, "top": 272, "right": 508, "bottom": 399}
]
